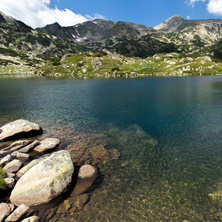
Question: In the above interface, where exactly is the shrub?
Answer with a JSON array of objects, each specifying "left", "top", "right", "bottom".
[
  {"left": 0, "top": 167, "right": 5, "bottom": 189},
  {"left": 112, "top": 67, "right": 120, "bottom": 72}
]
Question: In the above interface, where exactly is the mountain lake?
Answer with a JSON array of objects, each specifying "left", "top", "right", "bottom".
[{"left": 0, "top": 75, "right": 222, "bottom": 221}]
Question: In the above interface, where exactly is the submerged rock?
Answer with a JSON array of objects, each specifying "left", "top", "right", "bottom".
[
  {"left": 0, "top": 120, "right": 42, "bottom": 141},
  {"left": 72, "top": 164, "right": 97, "bottom": 196},
  {"left": 73, "top": 194, "right": 89, "bottom": 209},
  {"left": 34, "top": 138, "right": 60, "bottom": 153},
  {"left": 10, "top": 150, "right": 74, "bottom": 206}
]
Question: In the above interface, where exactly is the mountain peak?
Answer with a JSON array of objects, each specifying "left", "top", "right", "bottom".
[
  {"left": 153, "top": 15, "right": 185, "bottom": 33},
  {"left": 169, "top": 15, "right": 184, "bottom": 19},
  {"left": 47, "top": 22, "right": 61, "bottom": 28},
  {"left": 0, "top": 11, "right": 16, "bottom": 23}
]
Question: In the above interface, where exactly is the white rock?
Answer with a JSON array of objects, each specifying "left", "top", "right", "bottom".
[
  {"left": 5, "top": 204, "right": 31, "bottom": 222},
  {"left": 10, "top": 150, "right": 74, "bottom": 206},
  {"left": 0, "top": 203, "right": 13, "bottom": 222},
  {"left": 0, "top": 120, "right": 42, "bottom": 141},
  {"left": 21, "top": 216, "right": 40, "bottom": 222},
  {"left": 34, "top": 138, "right": 60, "bottom": 153},
  {"left": 3, "top": 159, "right": 22, "bottom": 174},
  {"left": 0, "top": 154, "right": 13, "bottom": 166},
  {"left": 4, "top": 178, "right": 15, "bottom": 189}
]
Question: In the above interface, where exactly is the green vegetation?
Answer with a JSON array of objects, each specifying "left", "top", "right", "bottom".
[
  {"left": 0, "top": 13, "right": 222, "bottom": 76},
  {"left": 0, "top": 167, "right": 5, "bottom": 189},
  {"left": 36, "top": 50, "right": 222, "bottom": 77},
  {"left": 211, "top": 39, "right": 222, "bottom": 60}
]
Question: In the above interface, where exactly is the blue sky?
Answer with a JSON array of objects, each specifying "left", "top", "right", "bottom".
[
  {"left": 50, "top": 0, "right": 220, "bottom": 26},
  {"left": 0, "top": 0, "right": 222, "bottom": 28}
]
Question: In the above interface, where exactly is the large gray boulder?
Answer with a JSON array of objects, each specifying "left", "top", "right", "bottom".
[
  {"left": 0, "top": 120, "right": 42, "bottom": 141},
  {"left": 16, "top": 157, "right": 45, "bottom": 178},
  {"left": 10, "top": 150, "right": 74, "bottom": 206}
]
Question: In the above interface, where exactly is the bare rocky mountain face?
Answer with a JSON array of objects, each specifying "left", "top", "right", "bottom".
[
  {"left": 37, "top": 19, "right": 154, "bottom": 50},
  {"left": 36, "top": 14, "right": 222, "bottom": 57},
  {"left": 0, "top": 12, "right": 85, "bottom": 74},
  {"left": 152, "top": 15, "right": 222, "bottom": 53},
  {"left": 0, "top": 11, "right": 222, "bottom": 74}
]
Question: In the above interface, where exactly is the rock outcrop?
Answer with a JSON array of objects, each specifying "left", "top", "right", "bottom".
[
  {"left": 91, "top": 57, "right": 103, "bottom": 70},
  {"left": 10, "top": 150, "right": 74, "bottom": 206},
  {"left": 0, "top": 120, "right": 42, "bottom": 141}
]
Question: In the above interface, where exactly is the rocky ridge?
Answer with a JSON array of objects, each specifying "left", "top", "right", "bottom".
[{"left": 0, "top": 12, "right": 222, "bottom": 74}]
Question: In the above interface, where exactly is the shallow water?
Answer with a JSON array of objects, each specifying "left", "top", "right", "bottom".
[{"left": 0, "top": 75, "right": 222, "bottom": 221}]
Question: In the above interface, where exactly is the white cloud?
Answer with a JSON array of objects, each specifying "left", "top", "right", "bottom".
[
  {"left": 187, "top": 15, "right": 191, "bottom": 19},
  {"left": 187, "top": 0, "right": 206, "bottom": 7},
  {"left": 86, "top": 14, "right": 105, "bottom": 20},
  {"left": 0, "top": 0, "right": 104, "bottom": 28},
  {"left": 207, "top": 0, "right": 222, "bottom": 15},
  {"left": 187, "top": 0, "right": 222, "bottom": 16}
]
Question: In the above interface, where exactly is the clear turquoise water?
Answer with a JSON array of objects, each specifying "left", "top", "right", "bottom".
[{"left": 0, "top": 75, "right": 222, "bottom": 221}]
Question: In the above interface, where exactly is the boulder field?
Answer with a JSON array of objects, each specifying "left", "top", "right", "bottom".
[{"left": 0, "top": 119, "right": 98, "bottom": 222}]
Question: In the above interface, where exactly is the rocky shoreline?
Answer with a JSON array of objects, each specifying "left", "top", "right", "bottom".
[{"left": 0, "top": 119, "right": 98, "bottom": 222}]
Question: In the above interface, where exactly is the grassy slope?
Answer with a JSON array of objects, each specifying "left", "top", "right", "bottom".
[{"left": 36, "top": 51, "right": 222, "bottom": 77}]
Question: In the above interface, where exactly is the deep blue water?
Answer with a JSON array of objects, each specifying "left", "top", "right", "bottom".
[{"left": 0, "top": 75, "right": 222, "bottom": 221}]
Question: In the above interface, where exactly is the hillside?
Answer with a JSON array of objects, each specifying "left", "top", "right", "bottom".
[
  {"left": 0, "top": 12, "right": 222, "bottom": 75},
  {"left": 0, "top": 12, "right": 85, "bottom": 74},
  {"left": 36, "top": 50, "right": 222, "bottom": 77}
]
